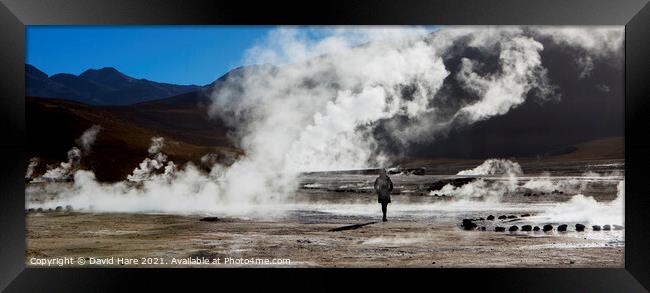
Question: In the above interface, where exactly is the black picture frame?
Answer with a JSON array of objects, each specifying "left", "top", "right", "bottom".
[{"left": 1, "top": 0, "right": 649, "bottom": 291}]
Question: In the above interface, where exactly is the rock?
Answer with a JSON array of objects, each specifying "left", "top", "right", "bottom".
[
  {"left": 498, "top": 215, "right": 507, "bottom": 220},
  {"left": 533, "top": 226, "right": 540, "bottom": 231},
  {"left": 507, "top": 215, "right": 517, "bottom": 219},
  {"left": 543, "top": 224, "right": 553, "bottom": 232},
  {"left": 27, "top": 208, "right": 35, "bottom": 213},
  {"left": 575, "top": 224, "right": 586, "bottom": 232},
  {"left": 480, "top": 226, "right": 486, "bottom": 231},
  {"left": 461, "top": 219, "right": 477, "bottom": 230},
  {"left": 613, "top": 225, "right": 624, "bottom": 230},
  {"left": 388, "top": 167, "right": 425, "bottom": 176},
  {"left": 520, "top": 214, "right": 530, "bottom": 217},
  {"left": 603, "top": 225, "right": 611, "bottom": 231},
  {"left": 55, "top": 206, "right": 63, "bottom": 212},
  {"left": 478, "top": 217, "right": 485, "bottom": 221},
  {"left": 495, "top": 226, "right": 506, "bottom": 232},
  {"left": 65, "top": 205, "right": 73, "bottom": 212},
  {"left": 428, "top": 177, "right": 475, "bottom": 192},
  {"left": 487, "top": 215, "right": 495, "bottom": 220},
  {"left": 36, "top": 208, "right": 43, "bottom": 213},
  {"left": 592, "top": 225, "right": 601, "bottom": 231},
  {"left": 521, "top": 225, "right": 532, "bottom": 231},
  {"left": 557, "top": 224, "right": 568, "bottom": 232},
  {"left": 509, "top": 225, "right": 519, "bottom": 232},
  {"left": 199, "top": 217, "right": 220, "bottom": 222}
]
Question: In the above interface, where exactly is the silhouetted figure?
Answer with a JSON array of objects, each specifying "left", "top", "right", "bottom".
[{"left": 374, "top": 169, "right": 393, "bottom": 222}]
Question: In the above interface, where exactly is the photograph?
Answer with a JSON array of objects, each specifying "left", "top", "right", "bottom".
[{"left": 24, "top": 25, "right": 625, "bottom": 268}]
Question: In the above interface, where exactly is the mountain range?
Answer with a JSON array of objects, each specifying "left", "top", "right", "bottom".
[{"left": 26, "top": 64, "right": 202, "bottom": 105}]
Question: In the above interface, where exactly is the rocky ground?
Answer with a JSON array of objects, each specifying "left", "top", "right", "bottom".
[
  {"left": 25, "top": 201, "right": 624, "bottom": 268},
  {"left": 25, "top": 160, "right": 625, "bottom": 267}
]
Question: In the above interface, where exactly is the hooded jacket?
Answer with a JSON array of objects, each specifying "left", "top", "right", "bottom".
[{"left": 374, "top": 172, "right": 393, "bottom": 203}]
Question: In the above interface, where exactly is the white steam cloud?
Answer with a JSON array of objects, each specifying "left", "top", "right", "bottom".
[
  {"left": 456, "top": 159, "right": 523, "bottom": 176},
  {"left": 75, "top": 125, "right": 101, "bottom": 153},
  {"left": 31, "top": 125, "right": 101, "bottom": 182},
  {"left": 530, "top": 26, "right": 623, "bottom": 78},
  {"left": 534, "top": 180, "right": 624, "bottom": 225},
  {"left": 127, "top": 137, "right": 177, "bottom": 183},
  {"left": 207, "top": 26, "right": 615, "bottom": 205},
  {"left": 432, "top": 158, "right": 624, "bottom": 225},
  {"left": 25, "top": 157, "right": 39, "bottom": 180}
]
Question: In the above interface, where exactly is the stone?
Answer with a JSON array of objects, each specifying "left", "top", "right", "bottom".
[
  {"left": 428, "top": 177, "right": 476, "bottom": 192},
  {"left": 521, "top": 225, "right": 532, "bottom": 231},
  {"left": 592, "top": 225, "right": 601, "bottom": 231},
  {"left": 461, "top": 219, "right": 477, "bottom": 230},
  {"left": 200, "top": 217, "right": 220, "bottom": 222},
  {"left": 507, "top": 215, "right": 517, "bottom": 219},
  {"left": 603, "top": 225, "right": 611, "bottom": 231},
  {"left": 509, "top": 225, "right": 519, "bottom": 232},
  {"left": 55, "top": 206, "right": 63, "bottom": 212},
  {"left": 613, "top": 225, "right": 624, "bottom": 230},
  {"left": 495, "top": 226, "right": 506, "bottom": 232},
  {"left": 65, "top": 205, "right": 73, "bottom": 211},
  {"left": 487, "top": 215, "right": 495, "bottom": 220},
  {"left": 498, "top": 215, "right": 507, "bottom": 220},
  {"left": 557, "top": 224, "right": 568, "bottom": 231},
  {"left": 575, "top": 224, "right": 586, "bottom": 232},
  {"left": 543, "top": 224, "right": 553, "bottom": 232},
  {"left": 533, "top": 226, "right": 540, "bottom": 231}
]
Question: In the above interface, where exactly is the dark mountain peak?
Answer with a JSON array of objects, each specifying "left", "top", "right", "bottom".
[
  {"left": 26, "top": 64, "right": 48, "bottom": 79},
  {"left": 79, "top": 67, "right": 134, "bottom": 84},
  {"left": 49, "top": 73, "right": 77, "bottom": 79},
  {"left": 207, "top": 64, "right": 277, "bottom": 88}
]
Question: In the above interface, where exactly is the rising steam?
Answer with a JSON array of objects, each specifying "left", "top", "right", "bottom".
[
  {"left": 25, "top": 157, "right": 39, "bottom": 180},
  {"left": 30, "top": 125, "right": 101, "bottom": 182},
  {"left": 456, "top": 159, "right": 523, "bottom": 176},
  {"left": 127, "top": 137, "right": 177, "bottom": 183}
]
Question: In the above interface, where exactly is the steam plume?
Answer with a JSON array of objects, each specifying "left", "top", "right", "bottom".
[
  {"left": 25, "top": 157, "right": 39, "bottom": 180},
  {"left": 75, "top": 125, "right": 101, "bottom": 153},
  {"left": 34, "top": 125, "right": 101, "bottom": 182},
  {"left": 127, "top": 137, "right": 177, "bottom": 183}
]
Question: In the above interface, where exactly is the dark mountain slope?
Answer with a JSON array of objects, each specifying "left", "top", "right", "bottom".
[{"left": 26, "top": 96, "right": 239, "bottom": 182}]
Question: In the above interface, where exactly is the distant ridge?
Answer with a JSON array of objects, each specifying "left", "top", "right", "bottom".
[{"left": 25, "top": 64, "right": 201, "bottom": 105}]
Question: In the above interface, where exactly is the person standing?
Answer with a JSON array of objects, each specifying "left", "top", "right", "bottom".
[{"left": 374, "top": 169, "right": 393, "bottom": 222}]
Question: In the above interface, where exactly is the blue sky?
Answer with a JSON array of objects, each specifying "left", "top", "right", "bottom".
[
  {"left": 26, "top": 26, "right": 437, "bottom": 85},
  {"left": 26, "top": 26, "right": 273, "bottom": 85}
]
